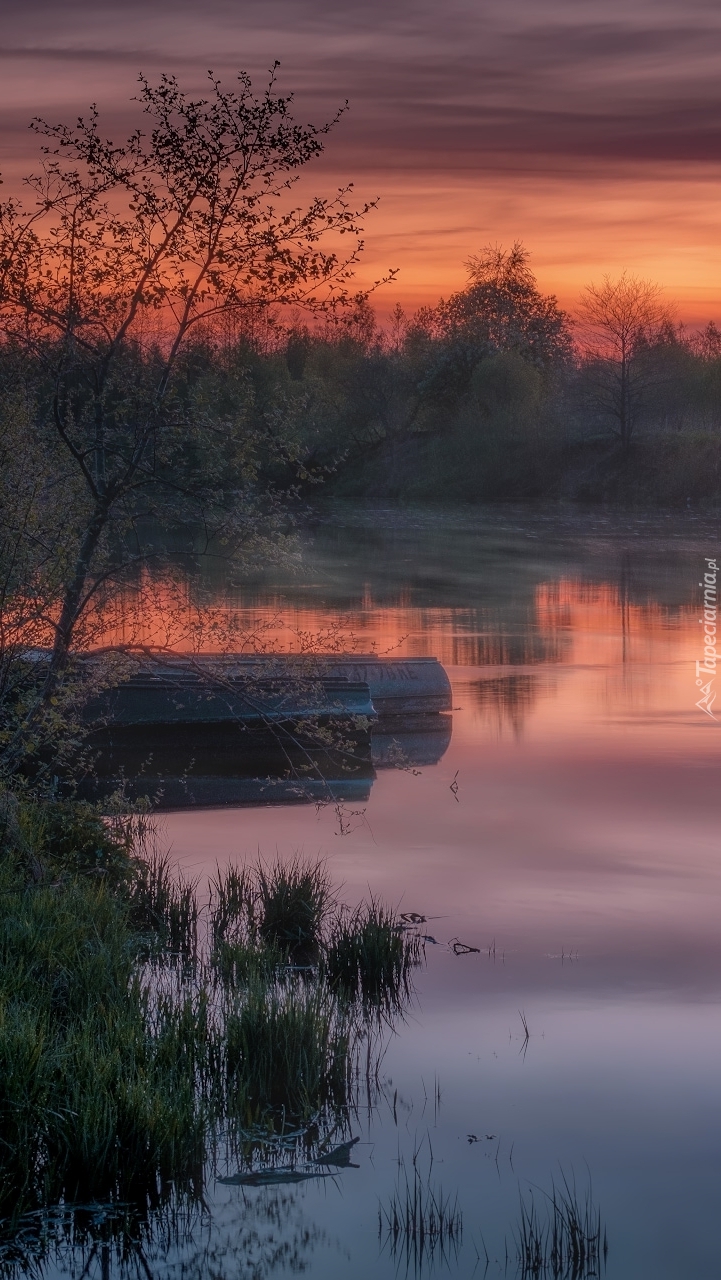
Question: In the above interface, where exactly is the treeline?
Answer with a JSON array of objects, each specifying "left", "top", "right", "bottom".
[
  {"left": 3, "top": 70, "right": 720, "bottom": 795},
  {"left": 193, "top": 243, "right": 721, "bottom": 506}
]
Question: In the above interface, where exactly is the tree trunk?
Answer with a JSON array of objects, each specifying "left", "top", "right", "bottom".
[{"left": 41, "top": 503, "right": 109, "bottom": 700}]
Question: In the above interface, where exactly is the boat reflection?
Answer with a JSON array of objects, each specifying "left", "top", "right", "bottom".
[{"left": 81, "top": 714, "right": 453, "bottom": 811}]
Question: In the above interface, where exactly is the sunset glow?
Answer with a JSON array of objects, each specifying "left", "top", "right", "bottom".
[{"left": 2, "top": 0, "right": 721, "bottom": 324}]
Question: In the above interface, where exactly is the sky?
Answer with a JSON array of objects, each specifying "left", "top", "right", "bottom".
[{"left": 2, "top": 0, "right": 721, "bottom": 324}]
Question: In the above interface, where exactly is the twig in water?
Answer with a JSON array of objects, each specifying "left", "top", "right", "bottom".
[{"left": 450, "top": 938, "right": 480, "bottom": 955}]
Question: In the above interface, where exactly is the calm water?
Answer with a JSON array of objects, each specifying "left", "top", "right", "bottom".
[{"left": 61, "top": 506, "right": 721, "bottom": 1276}]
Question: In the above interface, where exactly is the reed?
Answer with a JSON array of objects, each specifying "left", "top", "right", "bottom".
[
  {"left": 209, "top": 862, "right": 254, "bottom": 950},
  {"left": 223, "top": 976, "right": 351, "bottom": 1119},
  {"left": 324, "top": 898, "right": 420, "bottom": 1007},
  {"left": 129, "top": 848, "right": 199, "bottom": 959},
  {"left": 513, "top": 1170, "right": 607, "bottom": 1279},
  {"left": 0, "top": 801, "right": 418, "bottom": 1255},
  {"left": 379, "top": 1163, "right": 463, "bottom": 1271},
  {"left": 255, "top": 856, "right": 333, "bottom": 958}
]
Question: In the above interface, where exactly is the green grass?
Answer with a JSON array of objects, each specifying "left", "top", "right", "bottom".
[
  {"left": 0, "top": 799, "right": 420, "bottom": 1253},
  {"left": 0, "top": 859, "right": 204, "bottom": 1218},
  {"left": 209, "top": 862, "right": 254, "bottom": 949},
  {"left": 255, "top": 855, "right": 333, "bottom": 958},
  {"left": 223, "top": 977, "right": 351, "bottom": 1119},
  {"left": 325, "top": 898, "right": 420, "bottom": 1008},
  {"left": 129, "top": 846, "right": 199, "bottom": 959}
]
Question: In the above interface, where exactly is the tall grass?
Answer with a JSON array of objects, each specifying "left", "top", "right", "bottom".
[
  {"left": 0, "top": 863, "right": 204, "bottom": 1219},
  {"left": 224, "top": 977, "right": 351, "bottom": 1118},
  {"left": 256, "top": 856, "right": 333, "bottom": 958},
  {"left": 209, "top": 863, "right": 254, "bottom": 950},
  {"left": 512, "top": 1170, "right": 607, "bottom": 1279},
  {"left": 325, "top": 898, "right": 420, "bottom": 1009},
  {"left": 0, "top": 801, "right": 420, "bottom": 1253},
  {"left": 379, "top": 1161, "right": 463, "bottom": 1272},
  {"left": 129, "top": 848, "right": 199, "bottom": 959}
]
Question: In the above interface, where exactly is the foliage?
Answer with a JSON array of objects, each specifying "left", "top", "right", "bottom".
[
  {"left": 264, "top": 256, "right": 721, "bottom": 505},
  {"left": 424, "top": 242, "right": 573, "bottom": 369},
  {"left": 0, "top": 809, "right": 420, "bottom": 1236},
  {"left": 0, "top": 68, "right": 387, "bottom": 785},
  {"left": 325, "top": 898, "right": 420, "bottom": 1008}
]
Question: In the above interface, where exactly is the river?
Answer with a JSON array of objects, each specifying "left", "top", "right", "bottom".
[{"left": 61, "top": 503, "right": 721, "bottom": 1277}]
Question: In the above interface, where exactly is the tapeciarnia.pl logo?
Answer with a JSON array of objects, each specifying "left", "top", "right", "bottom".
[{"left": 696, "top": 557, "right": 718, "bottom": 718}]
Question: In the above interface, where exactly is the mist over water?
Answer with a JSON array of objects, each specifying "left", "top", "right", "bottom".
[{"left": 52, "top": 504, "right": 721, "bottom": 1277}]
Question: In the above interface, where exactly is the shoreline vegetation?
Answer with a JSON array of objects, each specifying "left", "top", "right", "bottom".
[
  {"left": 0, "top": 797, "right": 420, "bottom": 1268},
  {"left": 252, "top": 256, "right": 721, "bottom": 508},
  {"left": 0, "top": 801, "right": 608, "bottom": 1279}
]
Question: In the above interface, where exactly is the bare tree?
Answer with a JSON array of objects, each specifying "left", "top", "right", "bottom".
[{"left": 578, "top": 272, "right": 674, "bottom": 449}]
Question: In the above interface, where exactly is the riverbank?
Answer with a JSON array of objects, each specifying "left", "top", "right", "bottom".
[
  {"left": 0, "top": 798, "right": 417, "bottom": 1260},
  {"left": 326, "top": 431, "right": 721, "bottom": 507}
]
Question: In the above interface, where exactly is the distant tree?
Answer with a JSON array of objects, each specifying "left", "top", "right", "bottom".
[
  {"left": 326, "top": 296, "right": 378, "bottom": 354},
  {"left": 692, "top": 320, "right": 721, "bottom": 361},
  {"left": 431, "top": 242, "right": 572, "bottom": 368},
  {"left": 386, "top": 303, "right": 408, "bottom": 353},
  {"left": 0, "top": 68, "right": 390, "bottom": 777},
  {"left": 578, "top": 272, "right": 674, "bottom": 448},
  {"left": 407, "top": 243, "right": 572, "bottom": 419},
  {"left": 285, "top": 324, "right": 314, "bottom": 380}
]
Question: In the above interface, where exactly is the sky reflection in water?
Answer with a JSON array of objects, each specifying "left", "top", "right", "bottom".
[{"left": 96, "top": 508, "right": 721, "bottom": 1278}]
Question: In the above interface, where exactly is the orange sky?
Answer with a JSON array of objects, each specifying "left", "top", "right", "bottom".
[{"left": 2, "top": 0, "right": 721, "bottom": 325}]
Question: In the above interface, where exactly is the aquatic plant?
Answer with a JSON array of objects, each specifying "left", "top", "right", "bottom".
[
  {"left": 209, "top": 862, "right": 255, "bottom": 949},
  {"left": 512, "top": 1170, "right": 607, "bottom": 1279},
  {"left": 223, "top": 976, "right": 351, "bottom": 1118},
  {"left": 378, "top": 1161, "right": 463, "bottom": 1272},
  {"left": 324, "top": 898, "right": 420, "bottom": 1008},
  {"left": 255, "top": 856, "right": 333, "bottom": 957},
  {"left": 129, "top": 847, "right": 199, "bottom": 959},
  {"left": 0, "top": 801, "right": 420, "bottom": 1250}
]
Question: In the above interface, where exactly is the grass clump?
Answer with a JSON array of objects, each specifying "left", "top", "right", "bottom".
[
  {"left": 256, "top": 856, "right": 333, "bottom": 958},
  {"left": 0, "top": 853, "right": 204, "bottom": 1220},
  {"left": 224, "top": 978, "right": 351, "bottom": 1119},
  {"left": 129, "top": 847, "right": 199, "bottom": 959},
  {"left": 209, "top": 863, "right": 254, "bottom": 950},
  {"left": 325, "top": 899, "right": 420, "bottom": 1008},
  {"left": 0, "top": 794, "right": 133, "bottom": 887}
]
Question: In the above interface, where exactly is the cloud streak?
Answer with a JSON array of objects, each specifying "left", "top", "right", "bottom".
[
  {"left": 3, "top": 0, "right": 721, "bottom": 164},
  {"left": 1, "top": 0, "right": 721, "bottom": 316}
]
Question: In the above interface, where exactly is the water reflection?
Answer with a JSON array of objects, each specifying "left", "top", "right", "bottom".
[
  {"left": 460, "top": 673, "right": 543, "bottom": 737},
  {"left": 35, "top": 505, "right": 721, "bottom": 1277},
  {"left": 81, "top": 715, "right": 452, "bottom": 810},
  {"left": 6, "top": 1191, "right": 341, "bottom": 1280}
]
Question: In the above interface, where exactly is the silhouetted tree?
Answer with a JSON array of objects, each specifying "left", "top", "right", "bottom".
[
  {"left": 578, "top": 272, "right": 674, "bottom": 449},
  {"left": 407, "top": 243, "right": 571, "bottom": 420},
  {"left": 0, "top": 68, "right": 390, "bottom": 774}
]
